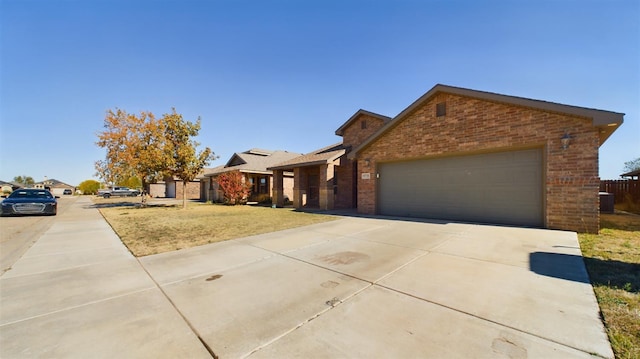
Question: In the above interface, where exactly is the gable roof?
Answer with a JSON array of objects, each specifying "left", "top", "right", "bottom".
[
  {"left": 34, "top": 178, "right": 75, "bottom": 187},
  {"left": 349, "top": 84, "right": 625, "bottom": 158},
  {"left": 205, "top": 149, "right": 303, "bottom": 176},
  {"left": 335, "top": 109, "right": 392, "bottom": 136},
  {"left": 268, "top": 143, "right": 347, "bottom": 170},
  {"left": 0, "top": 180, "right": 22, "bottom": 186}
]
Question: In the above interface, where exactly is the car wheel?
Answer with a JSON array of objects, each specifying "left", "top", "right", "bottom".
[{"left": 103, "top": 194, "right": 111, "bottom": 198}]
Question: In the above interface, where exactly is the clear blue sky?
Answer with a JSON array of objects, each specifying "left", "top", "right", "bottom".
[{"left": 1, "top": 0, "right": 638, "bottom": 186}]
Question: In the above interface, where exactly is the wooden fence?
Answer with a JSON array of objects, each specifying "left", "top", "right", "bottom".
[{"left": 600, "top": 179, "right": 640, "bottom": 204}]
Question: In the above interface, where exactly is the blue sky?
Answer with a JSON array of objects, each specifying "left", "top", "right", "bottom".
[{"left": 1, "top": 0, "right": 638, "bottom": 186}]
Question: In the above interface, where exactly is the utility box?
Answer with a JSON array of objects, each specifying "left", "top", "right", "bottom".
[{"left": 599, "top": 192, "right": 614, "bottom": 213}]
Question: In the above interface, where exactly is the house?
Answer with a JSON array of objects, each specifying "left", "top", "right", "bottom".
[
  {"left": 201, "top": 149, "right": 303, "bottom": 203},
  {"left": 621, "top": 168, "right": 640, "bottom": 180},
  {"left": 0, "top": 180, "right": 22, "bottom": 194},
  {"left": 145, "top": 176, "right": 201, "bottom": 200},
  {"left": 269, "top": 110, "right": 391, "bottom": 210},
  {"left": 270, "top": 84, "right": 623, "bottom": 233},
  {"left": 33, "top": 178, "right": 76, "bottom": 196}
]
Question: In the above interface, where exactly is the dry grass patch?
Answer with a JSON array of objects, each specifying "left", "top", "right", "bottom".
[
  {"left": 97, "top": 199, "right": 336, "bottom": 256},
  {"left": 579, "top": 212, "right": 640, "bottom": 359}
]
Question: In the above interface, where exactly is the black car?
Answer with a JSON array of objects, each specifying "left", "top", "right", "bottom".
[
  {"left": 63, "top": 189, "right": 73, "bottom": 195},
  {"left": 1, "top": 189, "right": 58, "bottom": 216}
]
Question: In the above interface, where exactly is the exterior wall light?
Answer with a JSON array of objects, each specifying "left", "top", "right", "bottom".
[{"left": 561, "top": 133, "right": 572, "bottom": 150}]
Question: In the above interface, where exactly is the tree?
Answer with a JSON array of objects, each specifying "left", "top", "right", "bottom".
[
  {"left": 78, "top": 179, "right": 101, "bottom": 195},
  {"left": 118, "top": 176, "right": 142, "bottom": 189},
  {"left": 13, "top": 175, "right": 34, "bottom": 186},
  {"left": 162, "top": 109, "right": 217, "bottom": 209},
  {"left": 623, "top": 157, "right": 640, "bottom": 174},
  {"left": 95, "top": 109, "right": 169, "bottom": 202},
  {"left": 217, "top": 171, "right": 251, "bottom": 205}
]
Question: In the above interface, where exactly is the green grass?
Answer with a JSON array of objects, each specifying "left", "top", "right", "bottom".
[{"left": 579, "top": 213, "right": 640, "bottom": 359}]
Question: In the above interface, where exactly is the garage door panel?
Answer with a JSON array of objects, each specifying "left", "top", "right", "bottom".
[{"left": 378, "top": 149, "right": 543, "bottom": 227}]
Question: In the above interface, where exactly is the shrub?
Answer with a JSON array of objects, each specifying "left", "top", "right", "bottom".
[{"left": 216, "top": 171, "right": 251, "bottom": 205}]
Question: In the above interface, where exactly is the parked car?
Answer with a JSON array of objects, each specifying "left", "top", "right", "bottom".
[
  {"left": 63, "top": 189, "right": 73, "bottom": 195},
  {"left": 97, "top": 186, "right": 140, "bottom": 198},
  {"left": 1, "top": 189, "right": 58, "bottom": 216}
]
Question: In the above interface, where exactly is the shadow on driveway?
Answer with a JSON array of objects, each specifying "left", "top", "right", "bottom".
[{"left": 530, "top": 252, "right": 640, "bottom": 293}]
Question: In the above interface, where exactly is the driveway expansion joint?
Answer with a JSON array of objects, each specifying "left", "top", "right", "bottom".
[{"left": 133, "top": 256, "right": 217, "bottom": 358}]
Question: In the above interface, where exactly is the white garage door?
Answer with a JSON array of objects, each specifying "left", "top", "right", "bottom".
[{"left": 377, "top": 148, "right": 543, "bottom": 227}]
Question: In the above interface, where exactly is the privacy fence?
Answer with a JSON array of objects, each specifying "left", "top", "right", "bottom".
[{"left": 600, "top": 179, "right": 640, "bottom": 204}]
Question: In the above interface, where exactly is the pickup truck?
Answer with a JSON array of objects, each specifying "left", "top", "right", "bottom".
[{"left": 97, "top": 186, "right": 141, "bottom": 198}]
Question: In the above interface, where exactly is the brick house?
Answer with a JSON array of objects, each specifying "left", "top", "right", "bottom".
[
  {"left": 201, "top": 149, "right": 302, "bottom": 203},
  {"left": 270, "top": 84, "right": 623, "bottom": 233},
  {"left": 269, "top": 110, "right": 390, "bottom": 210},
  {"left": 146, "top": 176, "right": 200, "bottom": 200}
]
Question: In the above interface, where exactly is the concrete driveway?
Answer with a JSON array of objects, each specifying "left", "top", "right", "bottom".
[{"left": 0, "top": 198, "right": 612, "bottom": 358}]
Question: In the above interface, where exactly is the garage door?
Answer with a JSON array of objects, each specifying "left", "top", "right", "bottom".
[{"left": 377, "top": 148, "right": 543, "bottom": 227}]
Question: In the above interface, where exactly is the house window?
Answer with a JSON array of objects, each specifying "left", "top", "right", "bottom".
[
  {"left": 436, "top": 102, "right": 446, "bottom": 117},
  {"left": 361, "top": 120, "right": 367, "bottom": 129},
  {"left": 258, "top": 176, "right": 268, "bottom": 194}
]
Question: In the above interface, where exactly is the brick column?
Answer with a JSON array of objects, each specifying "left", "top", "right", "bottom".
[
  {"left": 293, "top": 167, "right": 306, "bottom": 209},
  {"left": 272, "top": 170, "right": 284, "bottom": 207},
  {"left": 319, "top": 163, "right": 335, "bottom": 210}
]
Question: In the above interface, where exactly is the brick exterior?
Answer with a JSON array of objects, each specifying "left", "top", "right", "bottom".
[
  {"left": 357, "top": 93, "right": 601, "bottom": 233},
  {"left": 175, "top": 180, "right": 201, "bottom": 200},
  {"left": 333, "top": 114, "right": 388, "bottom": 209}
]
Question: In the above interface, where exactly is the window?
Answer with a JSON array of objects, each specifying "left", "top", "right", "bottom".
[
  {"left": 436, "top": 102, "right": 446, "bottom": 117},
  {"left": 361, "top": 120, "right": 367, "bottom": 129},
  {"left": 258, "top": 176, "right": 268, "bottom": 194}
]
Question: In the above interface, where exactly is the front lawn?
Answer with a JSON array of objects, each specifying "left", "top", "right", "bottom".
[
  {"left": 579, "top": 212, "right": 640, "bottom": 359},
  {"left": 97, "top": 199, "right": 336, "bottom": 256}
]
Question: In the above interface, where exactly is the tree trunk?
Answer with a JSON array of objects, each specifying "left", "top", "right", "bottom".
[
  {"left": 141, "top": 179, "right": 148, "bottom": 207},
  {"left": 182, "top": 180, "right": 187, "bottom": 209}
]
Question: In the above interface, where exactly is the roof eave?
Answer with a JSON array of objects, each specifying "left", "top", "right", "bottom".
[{"left": 268, "top": 151, "right": 346, "bottom": 171}]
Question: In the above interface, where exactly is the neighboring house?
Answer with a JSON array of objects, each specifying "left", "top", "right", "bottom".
[
  {"left": 0, "top": 180, "right": 22, "bottom": 194},
  {"left": 33, "top": 178, "right": 76, "bottom": 196},
  {"left": 145, "top": 176, "right": 200, "bottom": 200},
  {"left": 270, "top": 84, "right": 623, "bottom": 233},
  {"left": 201, "top": 149, "right": 302, "bottom": 203},
  {"left": 621, "top": 169, "right": 640, "bottom": 180}
]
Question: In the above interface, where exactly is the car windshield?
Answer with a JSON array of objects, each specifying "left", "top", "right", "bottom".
[{"left": 8, "top": 190, "right": 53, "bottom": 199}]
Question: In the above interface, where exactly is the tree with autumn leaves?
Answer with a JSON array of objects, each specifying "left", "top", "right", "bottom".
[
  {"left": 95, "top": 108, "right": 216, "bottom": 209},
  {"left": 216, "top": 171, "right": 251, "bottom": 205}
]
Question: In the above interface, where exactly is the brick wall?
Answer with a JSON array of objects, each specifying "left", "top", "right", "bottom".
[
  {"left": 175, "top": 180, "right": 201, "bottom": 200},
  {"left": 342, "top": 114, "right": 388, "bottom": 148},
  {"left": 358, "top": 93, "right": 601, "bottom": 233},
  {"left": 334, "top": 113, "right": 388, "bottom": 209}
]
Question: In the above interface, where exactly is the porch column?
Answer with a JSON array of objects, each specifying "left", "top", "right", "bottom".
[
  {"left": 272, "top": 170, "right": 285, "bottom": 207},
  {"left": 293, "top": 167, "right": 307, "bottom": 209},
  {"left": 319, "top": 163, "right": 335, "bottom": 210}
]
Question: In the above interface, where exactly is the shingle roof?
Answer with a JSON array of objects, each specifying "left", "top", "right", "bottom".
[
  {"left": 34, "top": 178, "right": 75, "bottom": 187},
  {"left": 335, "top": 109, "right": 391, "bottom": 136},
  {"left": 268, "top": 143, "right": 347, "bottom": 170},
  {"left": 349, "top": 84, "right": 625, "bottom": 158},
  {"left": 204, "top": 149, "right": 303, "bottom": 177}
]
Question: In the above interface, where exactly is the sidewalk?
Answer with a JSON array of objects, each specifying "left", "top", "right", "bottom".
[{"left": 0, "top": 197, "right": 211, "bottom": 358}]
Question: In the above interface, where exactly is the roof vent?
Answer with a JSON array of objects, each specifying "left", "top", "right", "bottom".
[{"left": 436, "top": 102, "right": 446, "bottom": 117}]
